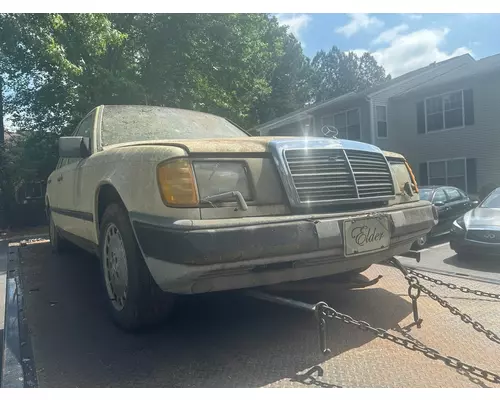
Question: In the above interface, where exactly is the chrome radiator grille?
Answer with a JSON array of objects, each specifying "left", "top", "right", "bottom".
[
  {"left": 284, "top": 148, "right": 394, "bottom": 204},
  {"left": 344, "top": 150, "right": 395, "bottom": 198},
  {"left": 466, "top": 230, "right": 500, "bottom": 243}
]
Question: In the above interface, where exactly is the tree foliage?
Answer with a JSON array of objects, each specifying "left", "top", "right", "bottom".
[
  {"left": 311, "top": 46, "right": 389, "bottom": 103},
  {"left": 0, "top": 13, "right": 390, "bottom": 227}
]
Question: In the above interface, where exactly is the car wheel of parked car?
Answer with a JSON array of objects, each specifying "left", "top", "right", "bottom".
[
  {"left": 413, "top": 234, "right": 428, "bottom": 249},
  {"left": 99, "top": 202, "right": 176, "bottom": 331},
  {"left": 48, "top": 210, "right": 71, "bottom": 254}
]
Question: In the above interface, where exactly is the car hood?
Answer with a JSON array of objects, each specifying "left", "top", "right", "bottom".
[
  {"left": 464, "top": 207, "right": 500, "bottom": 229},
  {"left": 103, "top": 136, "right": 382, "bottom": 154}
]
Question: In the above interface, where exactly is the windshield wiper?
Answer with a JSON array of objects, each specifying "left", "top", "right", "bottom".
[{"left": 201, "top": 191, "right": 248, "bottom": 211}]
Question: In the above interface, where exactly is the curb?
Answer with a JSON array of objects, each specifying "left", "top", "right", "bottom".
[{"left": 1, "top": 240, "right": 38, "bottom": 388}]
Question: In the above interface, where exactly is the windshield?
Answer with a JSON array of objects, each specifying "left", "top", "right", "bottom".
[
  {"left": 419, "top": 189, "right": 433, "bottom": 201},
  {"left": 480, "top": 190, "right": 500, "bottom": 209},
  {"left": 101, "top": 105, "right": 249, "bottom": 146}
]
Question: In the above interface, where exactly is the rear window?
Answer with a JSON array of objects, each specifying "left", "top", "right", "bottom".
[{"left": 419, "top": 189, "right": 433, "bottom": 201}]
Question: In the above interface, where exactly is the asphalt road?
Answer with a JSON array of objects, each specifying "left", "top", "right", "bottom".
[{"left": 398, "top": 236, "right": 500, "bottom": 283}]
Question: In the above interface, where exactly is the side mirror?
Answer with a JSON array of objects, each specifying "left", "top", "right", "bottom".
[
  {"left": 434, "top": 201, "right": 445, "bottom": 207},
  {"left": 471, "top": 200, "right": 479, "bottom": 207},
  {"left": 59, "top": 136, "right": 90, "bottom": 158}
]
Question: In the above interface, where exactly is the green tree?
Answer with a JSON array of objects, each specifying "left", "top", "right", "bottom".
[
  {"left": 310, "top": 46, "right": 390, "bottom": 103},
  {"left": 250, "top": 26, "right": 313, "bottom": 124}
]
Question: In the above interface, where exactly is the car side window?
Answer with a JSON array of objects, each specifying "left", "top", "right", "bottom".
[
  {"left": 444, "top": 188, "right": 461, "bottom": 202},
  {"left": 77, "top": 113, "right": 94, "bottom": 139},
  {"left": 64, "top": 112, "right": 95, "bottom": 167},
  {"left": 432, "top": 189, "right": 447, "bottom": 204}
]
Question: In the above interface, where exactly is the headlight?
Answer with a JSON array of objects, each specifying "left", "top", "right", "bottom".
[
  {"left": 156, "top": 159, "right": 252, "bottom": 207},
  {"left": 193, "top": 161, "right": 251, "bottom": 200},
  {"left": 453, "top": 217, "right": 465, "bottom": 230}
]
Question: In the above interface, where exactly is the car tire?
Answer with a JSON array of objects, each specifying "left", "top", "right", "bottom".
[
  {"left": 48, "top": 210, "right": 72, "bottom": 254},
  {"left": 99, "top": 202, "right": 176, "bottom": 331},
  {"left": 413, "top": 234, "right": 428, "bottom": 250}
]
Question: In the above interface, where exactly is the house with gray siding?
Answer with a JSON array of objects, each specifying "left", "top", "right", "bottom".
[{"left": 251, "top": 53, "right": 500, "bottom": 195}]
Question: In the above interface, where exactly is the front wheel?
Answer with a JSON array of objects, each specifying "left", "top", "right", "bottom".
[
  {"left": 99, "top": 203, "right": 176, "bottom": 331},
  {"left": 48, "top": 211, "right": 71, "bottom": 254},
  {"left": 413, "top": 234, "right": 428, "bottom": 250}
]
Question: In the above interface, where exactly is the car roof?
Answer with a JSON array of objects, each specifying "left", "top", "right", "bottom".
[{"left": 419, "top": 185, "right": 466, "bottom": 192}]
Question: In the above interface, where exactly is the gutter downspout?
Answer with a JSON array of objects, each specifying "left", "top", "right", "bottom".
[{"left": 368, "top": 96, "right": 375, "bottom": 145}]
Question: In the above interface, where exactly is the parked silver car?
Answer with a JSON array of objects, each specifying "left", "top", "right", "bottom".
[{"left": 450, "top": 187, "right": 500, "bottom": 258}]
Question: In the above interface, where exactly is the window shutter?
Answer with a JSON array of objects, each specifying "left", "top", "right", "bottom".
[
  {"left": 464, "top": 89, "right": 474, "bottom": 126},
  {"left": 416, "top": 101, "right": 425, "bottom": 134},
  {"left": 419, "top": 163, "right": 428, "bottom": 186},
  {"left": 466, "top": 158, "right": 477, "bottom": 194}
]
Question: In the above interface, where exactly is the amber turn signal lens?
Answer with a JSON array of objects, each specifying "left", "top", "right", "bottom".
[
  {"left": 404, "top": 160, "right": 419, "bottom": 193},
  {"left": 157, "top": 159, "right": 199, "bottom": 206}
]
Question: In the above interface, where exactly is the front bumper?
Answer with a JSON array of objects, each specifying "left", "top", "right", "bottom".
[
  {"left": 450, "top": 228, "right": 500, "bottom": 255},
  {"left": 131, "top": 201, "right": 436, "bottom": 294}
]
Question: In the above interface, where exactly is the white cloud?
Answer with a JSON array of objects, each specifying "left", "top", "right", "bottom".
[
  {"left": 357, "top": 27, "right": 472, "bottom": 77},
  {"left": 372, "top": 24, "right": 409, "bottom": 45},
  {"left": 406, "top": 14, "right": 423, "bottom": 20},
  {"left": 336, "top": 13, "right": 384, "bottom": 38},
  {"left": 275, "top": 14, "right": 312, "bottom": 43}
]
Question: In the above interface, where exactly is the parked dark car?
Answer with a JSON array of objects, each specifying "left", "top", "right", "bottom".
[
  {"left": 450, "top": 187, "right": 500, "bottom": 258},
  {"left": 413, "top": 185, "right": 478, "bottom": 248}
]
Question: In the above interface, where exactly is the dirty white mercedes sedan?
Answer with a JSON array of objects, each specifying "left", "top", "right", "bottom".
[{"left": 45, "top": 105, "right": 436, "bottom": 330}]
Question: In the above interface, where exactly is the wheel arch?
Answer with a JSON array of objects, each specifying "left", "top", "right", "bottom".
[{"left": 94, "top": 182, "right": 128, "bottom": 245}]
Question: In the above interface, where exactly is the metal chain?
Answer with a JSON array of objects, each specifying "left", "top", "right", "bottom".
[
  {"left": 318, "top": 304, "right": 500, "bottom": 385},
  {"left": 416, "top": 283, "right": 500, "bottom": 345},
  {"left": 407, "top": 268, "right": 500, "bottom": 300},
  {"left": 388, "top": 259, "right": 500, "bottom": 346}
]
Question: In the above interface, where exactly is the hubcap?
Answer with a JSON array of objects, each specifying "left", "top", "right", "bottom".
[
  {"left": 417, "top": 236, "right": 427, "bottom": 246},
  {"left": 103, "top": 223, "right": 128, "bottom": 311}
]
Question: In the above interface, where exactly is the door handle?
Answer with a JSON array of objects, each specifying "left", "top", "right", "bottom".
[{"left": 57, "top": 175, "right": 63, "bottom": 182}]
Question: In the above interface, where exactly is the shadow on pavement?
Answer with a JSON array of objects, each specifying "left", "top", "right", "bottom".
[
  {"left": 18, "top": 242, "right": 413, "bottom": 388},
  {"left": 443, "top": 254, "right": 499, "bottom": 274}
]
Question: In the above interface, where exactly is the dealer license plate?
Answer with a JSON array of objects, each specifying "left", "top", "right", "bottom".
[{"left": 343, "top": 216, "right": 390, "bottom": 256}]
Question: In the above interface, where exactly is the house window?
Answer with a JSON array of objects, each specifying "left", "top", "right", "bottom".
[
  {"left": 376, "top": 105, "right": 387, "bottom": 138},
  {"left": 419, "top": 158, "right": 477, "bottom": 194},
  {"left": 418, "top": 89, "right": 475, "bottom": 134},
  {"left": 428, "top": 159, "right": 467, "bottom": 191},
  {"left": 333, "top": 109, "right": 361, "bottom": 140},
  {"left": 425, "top": 90, "right": 464, "bottom": 132}
]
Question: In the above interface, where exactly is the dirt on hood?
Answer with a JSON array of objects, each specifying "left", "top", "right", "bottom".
[{"left": 103, "top": 136, "right": 299, "bottom": 154}]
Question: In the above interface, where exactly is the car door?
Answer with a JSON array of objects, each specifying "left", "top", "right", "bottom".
[
  {"left": 57, "top": 110, "right": 97, "bottom": 239},
  {"left": 458, "top": 189, "right": 475, "bottom": 211},
  {"left": 47, "top": 157, "right": 66, "bottom": 228},
  {"left": 431, "top": 188, "right": 453, "bottom": 235},
  {"left": 71, "top": 108, "right": 101, "bottom": 243},
  {"left": 444, "top": 187, "right": 469, "bottom": 221}
]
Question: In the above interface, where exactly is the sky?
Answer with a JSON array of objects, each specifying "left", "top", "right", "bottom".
[{"left": 275, "top": 13, "right": 500, "bottom": 77}]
